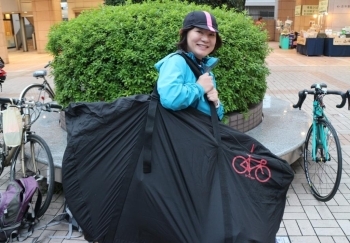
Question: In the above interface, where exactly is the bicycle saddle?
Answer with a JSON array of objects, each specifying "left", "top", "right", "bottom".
[{"left": 33, "top": 70, "right": 47, "bottom": 78}]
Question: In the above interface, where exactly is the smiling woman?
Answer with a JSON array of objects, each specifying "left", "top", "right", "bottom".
[{"left": 155, "top": 11, "right": 224, "bottom": 120}]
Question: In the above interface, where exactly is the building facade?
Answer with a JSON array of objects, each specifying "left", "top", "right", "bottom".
[{"left": 0, "top": 0, "right": 104, "bottom": 63}]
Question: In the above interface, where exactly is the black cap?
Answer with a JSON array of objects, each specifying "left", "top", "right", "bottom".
[{"left": 182, "top": 11, "right": 219, "bottom": 33}]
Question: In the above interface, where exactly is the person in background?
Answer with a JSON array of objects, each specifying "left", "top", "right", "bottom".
[
  {"left": 255, "top": 16, "right": 263, "bottom": 25},
  {"left": 154, "top": 11, "right": 224, "bottom": 120},
  {"left": 291, "top": 31, "right": 298, "bottom": 49}
]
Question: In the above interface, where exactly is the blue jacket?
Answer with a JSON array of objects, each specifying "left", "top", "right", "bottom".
[{"left": 155, "top": 52, "right": 224, "bottom": 120}]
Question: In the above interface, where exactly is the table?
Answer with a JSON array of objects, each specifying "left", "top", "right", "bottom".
[
  {"left": 296, "top": 38, "right": 324, "bottom": 56},
  {"left": 323, "top": 38, "right": 350, "bottom": 56}
]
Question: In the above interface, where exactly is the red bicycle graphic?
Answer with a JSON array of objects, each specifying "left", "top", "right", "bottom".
[{"left": 232, "top": 144, "right": 271, "bottom": 183}]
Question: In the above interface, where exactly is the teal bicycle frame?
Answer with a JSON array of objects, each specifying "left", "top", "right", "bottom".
[{"left": 312, "top": 97, "right": 330, "bottom": 162}]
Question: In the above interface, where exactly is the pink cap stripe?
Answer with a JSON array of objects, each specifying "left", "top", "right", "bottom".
[{"left": 203, "top": 11, "right": 215, "bottom": 32}]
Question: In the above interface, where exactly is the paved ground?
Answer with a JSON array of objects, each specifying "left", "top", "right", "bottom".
[
  {"left": 267, "top": 42, "right": 350, "bottom": 243},
  {"left": 0, "top": 43, "right": 350, "bottom": 242}
]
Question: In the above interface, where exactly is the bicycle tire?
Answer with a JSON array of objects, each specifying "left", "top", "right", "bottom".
[
  {"left": 20, "top": 83, "right": 55, "bottom": 104},
  {"left": 20, "top": 84, "right": 55, "bottom": 123},
  {"left": 304, "top": 119, "right": 342, "bottom": 202},
  {"left": 10, "top": 134, "right": 55, "bottom": 218}
]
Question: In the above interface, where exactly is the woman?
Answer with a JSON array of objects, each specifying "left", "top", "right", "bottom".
[{"left": 155, "top": 11, "right": 224, "bottom": 120}]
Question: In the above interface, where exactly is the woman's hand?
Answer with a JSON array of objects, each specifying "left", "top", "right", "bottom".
[
  {"left": 207, "top": 88, "right": 220, "bottom": 107},
  {"left": 196, "top": 73, "right": 214, "bottom": 93}
]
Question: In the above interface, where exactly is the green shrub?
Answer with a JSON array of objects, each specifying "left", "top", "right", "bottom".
[
  {"left": 109, "top": 0, "right": 246, "bottom": 12},
  {"left": 46, "top": 0, "right": 270, "bottom": 114}
]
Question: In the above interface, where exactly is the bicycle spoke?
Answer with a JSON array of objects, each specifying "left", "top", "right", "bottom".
[{"left": 20, "top": 84, "right": 54, "bottom": 123}]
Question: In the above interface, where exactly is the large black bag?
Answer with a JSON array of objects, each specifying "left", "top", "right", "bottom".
[{"left": 62, "top": 57, "right": 294, "bottom": 243}]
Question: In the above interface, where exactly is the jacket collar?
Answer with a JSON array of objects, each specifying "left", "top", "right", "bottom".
[{"left": 177, "top": 50, "right": 219, "bottom": 71}]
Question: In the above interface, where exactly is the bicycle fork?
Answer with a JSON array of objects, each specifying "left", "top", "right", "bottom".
[{"left": 312, "top": 120, "right": 330, "bottom": 162}]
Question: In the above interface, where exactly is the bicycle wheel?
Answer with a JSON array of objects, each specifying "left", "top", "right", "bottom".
[
  {"left": 20, "top": 84, "right": 55, "bottom": 123},
  {"left": 303, "top": 120, "right": 342, "bottom": 202},
  {"left": 10, "top": 134, "right": 55, "bottom": 218},
  {"left": 20, "top": 84, "right": 55, "bottom": 104}
]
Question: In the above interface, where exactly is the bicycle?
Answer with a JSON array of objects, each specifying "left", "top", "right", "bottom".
[
  {"left": 19, "top": 62, "right": 55, "bottom": 106},
  {"left": 0, "top": 97, "right": 62, "bottom": 217},
  {"left": 293, "top": 83, "right": 348, "bottom": 202},
  {"left": 19, "top": 62, "right": 55, "bottom": 123}
]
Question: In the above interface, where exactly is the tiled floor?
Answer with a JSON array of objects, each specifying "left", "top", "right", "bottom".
[
  {"left": 1, "top": 42, "right": 350, "bottom": 242},
  {"left": 267, "top": 42, "right": 350, "bottom": 243}
]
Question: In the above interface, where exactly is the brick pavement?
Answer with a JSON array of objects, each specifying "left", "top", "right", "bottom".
[
  {"left": 267, "top": 42, "right": 350, "bottom": 243},
  {"left": 0, "top": 43, "right": 350, "bottom": 242}
]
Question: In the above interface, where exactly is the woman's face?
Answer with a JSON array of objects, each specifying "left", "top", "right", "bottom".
[{"left": 186, "top": 27, "right": 217, "bottom": 59}]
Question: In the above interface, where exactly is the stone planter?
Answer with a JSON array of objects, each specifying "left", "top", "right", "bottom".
[{"left": 227, "top": 101, "right": 263, "bottom": 133}]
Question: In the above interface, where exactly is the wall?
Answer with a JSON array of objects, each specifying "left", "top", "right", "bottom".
[
  {"left": 264, "top": 19, "right": 276, "bottom": 40},
  {"left": 0, "top": 0, "right": 19, "bottom": 12},
  {"left": 324, "top": 0, "right": 350, "bottom": 31},
  {"left": 246, "top": 0, "right": 276, "bottom": 6},
  {"left": 289, "top": 0, "right": 350, "bottom": 33},
  {"left": 67, "top": 0, "right": 102, "bottom": 19},
  {"left": 0, "top": 1, "right": 8, "bottom": 63},
  {"left": 32, "top": 0, "right": 62, "bottom": 53},
  {"left": 293, "top": 0, "right": 319, "bottom": 32},
  {"left": 275, "top": 0, "right": 296, "bottom": 41}
]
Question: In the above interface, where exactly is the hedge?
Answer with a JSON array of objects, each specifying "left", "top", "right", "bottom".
[{"left": 46, "top": 0, "right": 270, "bottom": 114}]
